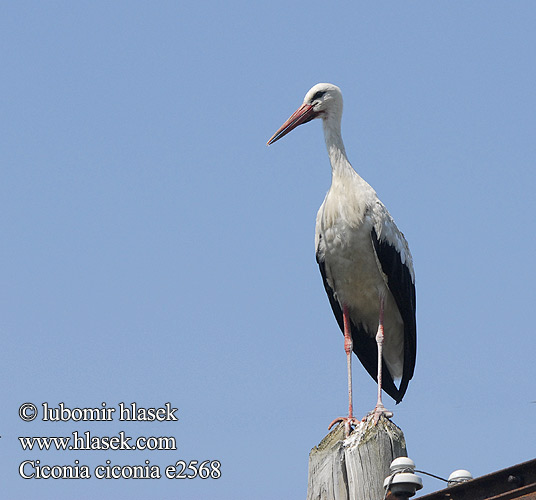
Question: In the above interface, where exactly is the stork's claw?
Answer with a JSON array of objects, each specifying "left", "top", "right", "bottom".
[
  {"left": 370, "top": 403, "right": 393, "bottom": 424},
  {"left": 328, "top": 416, "right": 361, "bottom": 437}
]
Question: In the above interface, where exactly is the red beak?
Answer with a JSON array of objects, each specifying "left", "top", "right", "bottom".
[{"left": 267, "top": 103, "right": 317, "bottom": 145}]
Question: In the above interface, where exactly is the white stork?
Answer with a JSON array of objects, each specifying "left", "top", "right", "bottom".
[{"left": 267, "top": 83, "right": 416, "bottom": 434}]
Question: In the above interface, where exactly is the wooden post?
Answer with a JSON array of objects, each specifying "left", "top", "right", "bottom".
[{"left": 307, "top": 414, "right": 407, "bottom": 500}]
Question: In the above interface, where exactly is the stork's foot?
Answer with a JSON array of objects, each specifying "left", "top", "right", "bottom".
[
  {"left": 328, "top": 416, "right": 361, "bottom": 437},
  {"left": 370, "top": 403, "right": 393, "bottom": 424}
]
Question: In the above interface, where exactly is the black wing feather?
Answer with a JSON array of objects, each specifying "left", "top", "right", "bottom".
[{"left": 371, "top": 227, "right": 416, "bottom": 402}]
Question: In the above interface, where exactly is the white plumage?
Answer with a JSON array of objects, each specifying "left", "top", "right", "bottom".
[{"left": 268, "top": 83, "right": 416, "bottom": 431}]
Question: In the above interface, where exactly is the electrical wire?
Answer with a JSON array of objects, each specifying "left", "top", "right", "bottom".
[
  {"left": 414, "top": 469, "right": 449, "bottom": 483},
  {"left": 383, "top": 468, "right": 449, "bottom": 499}
]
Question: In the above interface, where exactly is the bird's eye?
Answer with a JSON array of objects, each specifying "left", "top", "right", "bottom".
[{"left": 312, "top": 90, "right": 325, "bottom": 101}]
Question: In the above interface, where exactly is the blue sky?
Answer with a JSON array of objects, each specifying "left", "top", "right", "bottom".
[{"left": 1, "top": 1, "right": 535, "bottom": 498}]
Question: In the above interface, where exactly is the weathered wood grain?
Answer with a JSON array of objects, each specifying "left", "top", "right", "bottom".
[{"left": 307, "top": 415, "right": 407, "bottom": 500}]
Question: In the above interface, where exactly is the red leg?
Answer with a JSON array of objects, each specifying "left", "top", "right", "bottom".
[
  {"left": 328, "top": 305, "right": 360, "bottom": 436},
  {"left": 372, "top": 295, "right": 393, "bottom": 423}
]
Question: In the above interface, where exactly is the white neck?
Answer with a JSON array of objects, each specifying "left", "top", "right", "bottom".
[{"left": 322, "top": 116, "right": 354, "bottom": 178}]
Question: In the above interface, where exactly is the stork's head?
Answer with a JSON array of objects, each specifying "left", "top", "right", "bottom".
[{"left": 267, "top": 83, "right": 343, "bottom": 145}]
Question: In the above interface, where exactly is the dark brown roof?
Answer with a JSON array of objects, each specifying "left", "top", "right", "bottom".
[{"left": 417, "top": 458, "right": 536, "bottom": 500}]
